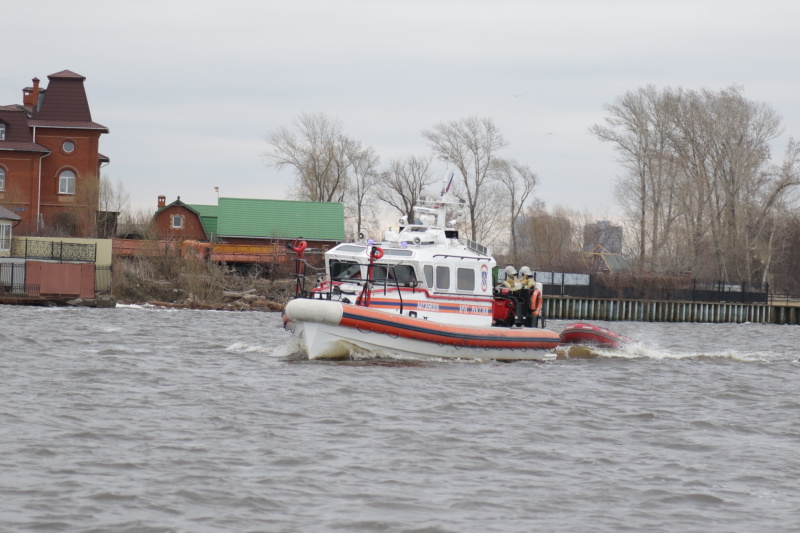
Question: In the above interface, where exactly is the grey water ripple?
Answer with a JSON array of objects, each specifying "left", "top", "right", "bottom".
[{"left": 3, "top": 306, "right": 800, "bottom": 532}]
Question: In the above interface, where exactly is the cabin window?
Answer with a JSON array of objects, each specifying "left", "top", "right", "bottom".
[
  {"left": 423, "top": 265, "right": 433, "bottom": 288},
  {"left": 58, "top": 170, "right": 76, "bottom": 194},
  {"left": 372, "top": 264, "right": 417, "bottom": 285},
  {"left": 435, "top": 266, "right": 450, "bottom": 290},
  {"left": 457, "top": 268, "right": 475, "bottom": 291},
  {"left": 330, "top": 260, "right": 362, "bottom": 280},
  {"left": 171, "top": 215, "right": 184, "bottom": 229},
  {"left": 0, "top": 222, "right": 10, "bottom": 251}
]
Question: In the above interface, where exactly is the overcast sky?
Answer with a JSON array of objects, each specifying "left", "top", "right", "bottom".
[{"left": 4, "top": 0, "right": 800, "bottom": 221}]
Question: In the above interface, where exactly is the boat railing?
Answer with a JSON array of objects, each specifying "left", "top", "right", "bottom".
[{"left": 432, "top": 253, "right": 489, "bottom": 261}]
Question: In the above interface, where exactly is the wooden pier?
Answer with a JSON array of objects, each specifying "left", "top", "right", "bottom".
[{"left": 543, "top": 296, "right": 800, "bottom": 325}]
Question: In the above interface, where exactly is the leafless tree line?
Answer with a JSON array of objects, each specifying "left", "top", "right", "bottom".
[
  {"left": 263, "top": 113, "right": 538, "bottom": 252},
  {"left": 590, "top": 85, "right": 800, "bottom": 285}
]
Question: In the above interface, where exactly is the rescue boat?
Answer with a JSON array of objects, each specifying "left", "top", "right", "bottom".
[{"left": 281, "top": 195, "right": 630, "bottom": 361}]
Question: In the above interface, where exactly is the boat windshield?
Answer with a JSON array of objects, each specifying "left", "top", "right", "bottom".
[
  {"left": 372, "top": 264, "right": 417, "bottom": 285},
  {"left": 330, "top": 260, "right": 362, "bottom": 280}
]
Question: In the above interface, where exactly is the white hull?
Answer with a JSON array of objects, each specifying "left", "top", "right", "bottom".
[
  {"left": 296, "top": 321, "right": 554, "bottom": 361},
  {"left": 284, "top": 299, "right": 555, "bottom": 362}
]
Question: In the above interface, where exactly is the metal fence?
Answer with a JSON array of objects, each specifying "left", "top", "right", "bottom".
[
  {"left": 0, "top": 262, "right": 25, "bottom": 293},
  {"left": 11, "top": 239, "right": 97, "bottom": 263},
  {"left": 541, "top": 275, "right": 769, "bottom": 304},
  {"left": 0, "top": 262, "right": 39, "bottom": 298}
]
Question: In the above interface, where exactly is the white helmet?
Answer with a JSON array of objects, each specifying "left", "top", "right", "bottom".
[
  {"left": 519, "top": 266, "right": 532, "bottom": 276},
  {"left": 504, "top": 265, "right": 517, "bottom": 276}
]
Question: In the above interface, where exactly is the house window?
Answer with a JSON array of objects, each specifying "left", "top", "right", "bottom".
[
  {"left": 62, "top": 140, "right": 76, "bottom": 153},
  {"left": 0, "top": 168, "right": 5, "bottom": 191},
  {"left": 0, "top": 123, "right": 5, "bottom": 141},
  {"left": 0, "top": 222, "right": 10, "bottom": 251},
  {"left": 59, "top": 170, "right": 76, "bottom": 194},
  {"left": 172, "top": 215, "right": 184, "bottom": 229}
]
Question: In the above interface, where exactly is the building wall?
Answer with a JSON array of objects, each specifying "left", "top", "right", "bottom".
[
  {"left": 0, "top": 154, "right": 40, "bottom": 235},
  {"left": 36, "top": 128, "right": 103, "bottom": 237},
  {"left": 25, "top": 260, "right": 95, "bottom": 298}
]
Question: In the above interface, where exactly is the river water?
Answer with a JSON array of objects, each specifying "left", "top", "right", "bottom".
[{"left": 2, "top": 304, "right": 800, "bottom": 533}]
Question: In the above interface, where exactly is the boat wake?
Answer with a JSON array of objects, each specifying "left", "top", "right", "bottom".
[
  {"left": 226, "top": 341, "right": 294, "bottom": 357},
  {"left": 557, "top": 341, "right": 798, "bottom": 363}
]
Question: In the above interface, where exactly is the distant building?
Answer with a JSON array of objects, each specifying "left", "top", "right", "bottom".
[
  {"left": 582, "top": 220, "right": 628, "bottom": 272},
  {"left": 583, "top": 221, "right": 623, "bottom": 254},
  {"left": 152, "top": 195, "right": 345, "bottom": 249},
  {"left": 0, "top": 71, "right": 109, "bottom": 237}
]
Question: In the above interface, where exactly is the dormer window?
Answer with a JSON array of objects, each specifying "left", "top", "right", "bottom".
[{"left": 171, "top": 215, "right": 184, "bottom": 229}]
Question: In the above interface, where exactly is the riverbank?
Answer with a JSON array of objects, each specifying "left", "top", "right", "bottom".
[{"left": 108, "top": 255, "right": 297, "bottom": 311}]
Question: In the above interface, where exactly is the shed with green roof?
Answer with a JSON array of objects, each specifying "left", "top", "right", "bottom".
[{"left": 216, "top": 198, "right": 344, "bottom": 242}]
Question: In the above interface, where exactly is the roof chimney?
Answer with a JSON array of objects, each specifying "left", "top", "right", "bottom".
[
  {"left": 158, "top": 195, "right": 166, "bottom": 208},
  {"left": 22, "top": 77, "right": 40, "bottom": 108}
]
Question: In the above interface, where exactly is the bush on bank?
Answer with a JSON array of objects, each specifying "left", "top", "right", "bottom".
[{"left": 111, "top": 253, "right": 297, "bottom": 311}]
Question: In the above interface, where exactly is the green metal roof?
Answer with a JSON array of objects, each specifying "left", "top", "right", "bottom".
[
  {"left": 216, "top": 197, "right": 344, "bottom": 241},
  {"left": 187, "top": 204, "right": 219, "bottom": 241}
]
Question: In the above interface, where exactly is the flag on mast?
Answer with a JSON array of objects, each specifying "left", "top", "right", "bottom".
[{"left": 442, "top": 172, "right": 454, "bottom": 196}]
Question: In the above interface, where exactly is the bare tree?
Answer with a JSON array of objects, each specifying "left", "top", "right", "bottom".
[
  {"left": 672, "top": 86, "right": 786, "bottom": 282},
  {"left": 515, "top": 204, "right": 585, "bottom": 272},
  {"left": 96, "top": 175, "right": 130, "bottom": 238},
  {"left": 375, "top": 155, "right": 436, "bottom": 224},
  {"left": 344, "top": 140, "right": 380, "bottom": 239},
  {"left": 98, "top": 175, "right": 130, "bottom": 214},
  {"left": 590, "top": 85, "right": 679, "bottom": 271},
  {"left": 494, "top": 158, "right": 538, "bottom": 262},
  {"left": 593, "top": 85, "right": 800, "bottom": 285},
  {"left": 422, "top": 116, "right": 508, "bottom": 242},
  {"left": 264, "top": 112, "right": 352, "bottom": 203}
]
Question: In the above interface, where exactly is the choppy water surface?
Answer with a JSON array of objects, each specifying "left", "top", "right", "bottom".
[{"left": 2, "top": 305, "right": 800, "bottom": 532}]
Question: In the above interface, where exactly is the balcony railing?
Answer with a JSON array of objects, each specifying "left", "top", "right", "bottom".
[{"left": 11, "top": 239, "right": 96, "bottom": 263}]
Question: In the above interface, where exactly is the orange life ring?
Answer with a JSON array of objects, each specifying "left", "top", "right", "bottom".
[
  {"left": 370, "top": 246, "right": 384, "bottom": 260},
  {"left": 530, "top": 289, "right": 543, "bottom": 317}
]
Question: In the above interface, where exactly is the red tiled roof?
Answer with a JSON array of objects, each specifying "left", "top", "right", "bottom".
[
  {"left": 0, "top": 141, "right": 50, "bottom": 153},
  {"left": 27, "top": 119, "right": 109, "bottom": 132},
  {"left": 0, "top": 106, "right": 35, "bottom": 142},
  {"left": 34, "top": 71, "right": 94, "bottom": 123},
  {"left": 48, "top": 70, "right": 86, "bottom": 80}
]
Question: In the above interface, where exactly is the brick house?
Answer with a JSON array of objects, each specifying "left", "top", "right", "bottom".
[
  {"left": 153, "top": 196, "right": 209, "bottom": 241},
  {"left": 0, "top": 70, "right": 109, "bottom": 237}
]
